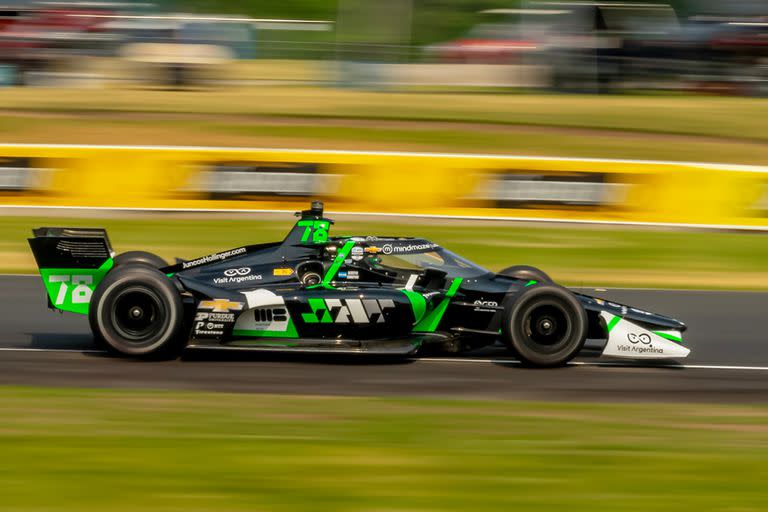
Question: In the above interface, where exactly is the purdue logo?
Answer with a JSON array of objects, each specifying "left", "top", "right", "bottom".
[{"left": 302, "top": 298, "right": 396, "bottom": 324}]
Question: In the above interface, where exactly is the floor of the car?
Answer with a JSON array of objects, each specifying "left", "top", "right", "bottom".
[{"left": 189, "top": 336, "right": 423, "bottom": 355}]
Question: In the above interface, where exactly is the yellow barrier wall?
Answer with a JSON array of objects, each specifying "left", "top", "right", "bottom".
[{"left": 1, "top": 145, "right": 766, "bottom": 228}]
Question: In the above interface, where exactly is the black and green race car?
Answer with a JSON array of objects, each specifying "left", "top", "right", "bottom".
[{"left": 28, "top": 202, "right": 690, "bottom": 367}]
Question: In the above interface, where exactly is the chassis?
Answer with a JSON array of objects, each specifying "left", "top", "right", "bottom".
[{"left": 29, "top": 202, "right": 689, "bottom": 366}]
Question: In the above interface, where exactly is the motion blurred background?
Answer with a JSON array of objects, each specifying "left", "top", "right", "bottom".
[
  {"left": 0, "top": 2, "right": 767, "bottom": 511},
  {"left": 0, "top": 0, "right": 767, "bottom": 91},
  {"left": 1, "top": 0, "right": 767, "bottom": 288}
]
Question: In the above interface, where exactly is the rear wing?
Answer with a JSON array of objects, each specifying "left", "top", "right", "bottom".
[
  {"left": 28, "top": 227, "right": 116, "bottom": 315},
  {"left": 29, "top": 227, "right": 114, "bottom": 269}
]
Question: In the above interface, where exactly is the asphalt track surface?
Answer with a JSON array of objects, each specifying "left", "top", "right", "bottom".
[{"left": 1, "top": 276, "right": 767, "bottom": 403}]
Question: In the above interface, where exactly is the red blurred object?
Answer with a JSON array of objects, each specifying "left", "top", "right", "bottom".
[
  {"left": 0, "top": 5, "right": 113, "bottom": 63},
  {"left": 0, "top": 4, "right": 115, "bottom": 83},
  {"left": 429, "top": 37, "right": 538, "bottom": 64}
]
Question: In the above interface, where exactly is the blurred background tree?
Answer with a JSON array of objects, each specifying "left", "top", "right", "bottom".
[{"left": 161, "top": 0, "right": 725, "bottom": 48}]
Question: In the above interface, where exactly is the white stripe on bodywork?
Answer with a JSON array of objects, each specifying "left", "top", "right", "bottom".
[
  {"left": 241, "top": 289, "right": 285, "bottom": 309},
  {"left": 325, "top": 299, "right": 350, "bottom": 323},
  {"left": 346, "top": 299, "right": 369, "bottom": 323}
]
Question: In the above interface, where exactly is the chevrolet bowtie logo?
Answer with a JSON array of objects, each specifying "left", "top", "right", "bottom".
[{"left": 199, "top": 299, "right": 244, "bottom": 313}]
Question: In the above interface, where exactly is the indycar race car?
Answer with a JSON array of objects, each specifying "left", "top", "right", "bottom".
[{"left": 28, "top": 202, "right": 689, "bottom": 367}]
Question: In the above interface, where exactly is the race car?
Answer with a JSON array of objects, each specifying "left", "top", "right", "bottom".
[{"left": 28, "top": 202, "right": 690, "bottom": 367}]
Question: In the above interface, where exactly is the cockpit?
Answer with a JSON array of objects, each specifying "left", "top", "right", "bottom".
[
  {"left": 285, "top": 202, "right": 491, "bottom": 288},
  {"left": 315, "top": 237, "right": 491, "bottom": 287}
]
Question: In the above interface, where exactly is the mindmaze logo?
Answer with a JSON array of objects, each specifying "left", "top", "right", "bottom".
[
  {"left": 182, "top": 248, "right": 247, "bottom": 269},
  {"left": 381, "top": 242, "right": 438, "bottom": 255}
]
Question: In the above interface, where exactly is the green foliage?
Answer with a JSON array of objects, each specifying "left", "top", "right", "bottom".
[
  {"left": 166, "top": 0, "right": 700, "bottom": 49},
  {"left": 166, "top": 0, "right": 337, "bottom": 20}
]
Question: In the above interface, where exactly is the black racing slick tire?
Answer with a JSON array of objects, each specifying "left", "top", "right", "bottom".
[
  {"left": 498, "top": 265, "right": 552, "bottom": 283},
  {"left": 502, "top": 284, "right": 587, "bottom": 367},
  {"left": 89, "top": 265, "right": 186, "bottom": 358},
  {"left": 113, "top": 251, "right": 168, "bottom": 269}
]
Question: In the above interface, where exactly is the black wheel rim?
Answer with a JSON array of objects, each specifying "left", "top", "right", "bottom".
[
  {"left": 521, "top": 301, "right": 572, "bottom": 354},
  {"left": 111, "top": 286, "right": 166, "bottom": 345}
]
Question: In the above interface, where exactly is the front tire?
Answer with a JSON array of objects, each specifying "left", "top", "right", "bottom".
[
  {"left": 89, "top": 265, "right": 186, "bottom": 358},
  {"left": 498, "top": 265, "right": 552, "bottom": 283},
  {"left": 502, "top": 284, "right": 587, "bottom": 367}
]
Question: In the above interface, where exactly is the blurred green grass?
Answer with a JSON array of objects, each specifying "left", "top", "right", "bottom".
[
  {"left": 4, "top": 216, "right": 768, "bottom": 289},
  {"left": 3, "top": 113, "right": 767, "bottom": 164},
  {"left": 0, "top": 386, "right": 766, "bottom": 512},
  {"left": 4, "top": 87, "right": 767, "bottom": 141},
  {"left": 210, "top": 122, "right": 768, "bottom": 164},
  {"left": 2, "top": 85, "right": 767, "bottom": 163}
]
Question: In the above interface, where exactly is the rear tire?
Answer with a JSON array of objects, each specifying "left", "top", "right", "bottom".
[
  {"left": 89, "top": 265, "right": 186, "bottom": 358},
  {"left": 498, "top": 265, "right": 551, "bottom": 283},
  {"left": 502, "top": 284, "right": 587, "bottom": 367},
  {"left": 113, "top": 251, "right": 167, "bottom": 269}
]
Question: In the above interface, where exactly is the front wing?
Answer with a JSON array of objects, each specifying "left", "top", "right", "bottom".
[{"left": 599, "top": 312, "right": 690, "bottom": 359}]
